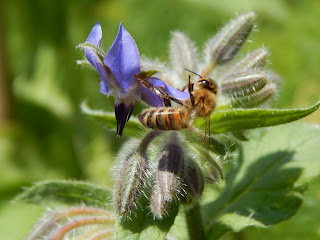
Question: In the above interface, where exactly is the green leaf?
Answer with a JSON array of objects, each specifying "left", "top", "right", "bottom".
[
  {"left": 203, "top": 102, "right": 319, "bottom": 133},
  {"left": 202, "top": 123, "right": 320, "bottom": 239},
  {"left": 81, "top": 101, "right": 147, "bottom": 137},
  {"left": 114, "top": 193, "right": 179, "bottom": 240},
  {"left": 13, "top": 180, "right": 113, "bottom": 209},
  {"left": 208, "top": 213, "right": 266, "bottom": 238},
  {"left": 138, "top": 70, "right": 158, "bottom": 78}
]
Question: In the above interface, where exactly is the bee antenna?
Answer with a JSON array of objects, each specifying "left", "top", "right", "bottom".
[{"left": 184, "top": 69, "right": 203, "bottom": 78}]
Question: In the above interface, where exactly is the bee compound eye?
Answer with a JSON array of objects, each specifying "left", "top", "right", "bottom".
[{"left": 200, "top": 80, "right": 209, "bottom": 87}]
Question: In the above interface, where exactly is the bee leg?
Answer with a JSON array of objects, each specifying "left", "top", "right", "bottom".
[
  {"left": 167, "top": 96, "right": 184, "bottom": 105},
  {"left": 180, "top": 85, "right": 188, "bottom": 92},
  {"left": 163, "top": 98, "right": 172, "bottom": 107},
  {"left": 195, "top": 96, "right": 205, "bottom": 106},
  {"left": 188, "top": 75, "right": 196, "bottom": 106}
]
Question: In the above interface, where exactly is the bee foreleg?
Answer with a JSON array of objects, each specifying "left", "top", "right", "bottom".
[
  {"left": 180, "top": 85, "right": 188, "bottom": 92},
  {"left": 195, "top": 96, "right": 205, "bottom": 106},
  {"left": 180, "top": 76, "right": 193, "bottom": 92},
  {"left": 188, "top": 75, "right": 196, "bottom": 106}
]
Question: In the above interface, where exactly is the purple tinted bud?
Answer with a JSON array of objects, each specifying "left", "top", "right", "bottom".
[
  {"left": 169, "top": 32, "right": 199, "bottom": 86},
  {"left": 114, "top": 131, "right": 161, "bottom": 216},
  {"left": 204, "top": 12, "right": 256, "bottom": 67},
  {"left": 156, "top": 143, "right": 185, "bottom": 200},
  {"left": 221, "top": 71, "right": 268, "bottom": 98},
  {"left": 150, "top": 134, "right": 186, "bottom": 218},
  {"left": 228, "top": 48, "right": 269, "bottom": 73},
  {"left": 229, "top": 84, "right": 276, "bottom": 108},
  {"left": 181, "top": 160, "right": 204, "bottom": 203}
]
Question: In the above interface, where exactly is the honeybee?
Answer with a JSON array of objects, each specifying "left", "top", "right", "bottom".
[{"left": 136, "top": 73, "right": 218, "bottom": 131}]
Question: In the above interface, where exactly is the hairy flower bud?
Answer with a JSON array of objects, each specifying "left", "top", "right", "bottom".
[
  {"left": 150, "top": 183, "right": 171, "bottom": 219},
  {"left": 114, "top": 131, "right": 162, "bottom": 216},
  {"left": 181, "top": 160, "right": 204, "bottom": 205},
  {"left": 198, "top": 148, "right": 224, "bottom": 184},
  {"left": 203, "top": 162, "right": 222, "bottom": 184},
  {"left": 228, "top": 48, "right": 269, "bottom": 72},
  {"left": 169, "top": 31, "right": 199, "bottom": 86},
  {"left": 151, "top": 138, "right": 185, "bottom": 218},
  {"left": 221, "top": 71, "right": 268, "bottom": 98},
  {"left": 229, "top": 84, "right": 276, "bottom": 108},
  {"left": 157, "top": 143, "right": 185, "bottom": 200},
  {"left": 204, "top": 12, "right": 255, "bottom": 67},
  {"left": 114, "top": 151, "right": 148, "bottom": 215}
]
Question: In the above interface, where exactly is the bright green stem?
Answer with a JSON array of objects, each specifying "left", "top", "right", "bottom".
[{"left": 185, "top": 203, "right": 206, "bottom": 240}]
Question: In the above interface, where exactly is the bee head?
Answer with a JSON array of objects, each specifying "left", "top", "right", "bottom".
[{"left": 195, "top": 78, "right": 218, "bottom": 94}]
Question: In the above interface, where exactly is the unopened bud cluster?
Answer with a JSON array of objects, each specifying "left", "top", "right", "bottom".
[
  {"left": 168, "top": 12, "right": 280, "bottom": 108},
  {"left": 211, "top": 13, "right": 280, "bottom": 108},
  {"left": 113, "top": 132, "right": 220, "bottom": 219}
]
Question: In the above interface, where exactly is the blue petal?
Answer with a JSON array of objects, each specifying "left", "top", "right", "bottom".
[
  {"left": 103, "top": 23, "right": 140, "bottom": 89},
  {"left": 86, "top": 22, "right": 102, "bottom": 46},
  {"left": 85, "top": 22, "right": 103, "bottom": 68},
  {"left": 141, "top": 89, "right": 164, "bottom": 107},
  {"left": 100, "top": 81, "right": 109, "bottom": 95},
  {"left": 84, "top": 23, "right": 115, "bottom": 94},
  {"left": 147, "top": 77, "right": 190, "bottom": 100}
]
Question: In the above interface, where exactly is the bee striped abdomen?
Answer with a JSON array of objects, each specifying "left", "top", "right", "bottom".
[{"left": 138, "top": 107, "right": 188, "bottom": 130}]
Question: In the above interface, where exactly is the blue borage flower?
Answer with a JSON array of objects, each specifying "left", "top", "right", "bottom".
[{"left": 79, "top": 22, "right": 189, "bottom": 136}]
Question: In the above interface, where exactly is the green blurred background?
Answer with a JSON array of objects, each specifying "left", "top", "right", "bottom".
[{"left": 0, "top": 0, "right": 319, "bottom": 239}]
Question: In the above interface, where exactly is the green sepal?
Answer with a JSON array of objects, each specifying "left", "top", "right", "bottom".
[
  {"left": 76, "top": 42, "right": 105, "bottom": 60},
  {"left": 138, "top": 70, "right": 158, "bottom": 78}
]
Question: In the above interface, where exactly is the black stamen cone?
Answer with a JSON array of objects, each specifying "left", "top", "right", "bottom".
[
  {"left": 115, "top": 103, "right": 134, "bottom": 137},
  {"left": 127, "top": 104, "right": 135, "bottom": 122}
]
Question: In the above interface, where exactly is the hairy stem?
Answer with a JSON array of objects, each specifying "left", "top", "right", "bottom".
[
  {"left": 138, "top": 130, "right": 162, "bottom": 154},
  {"left": 185, "top": 202, "right": 206, "bottom": 240},
  {"left": 200, "top": 62, "right": 215, "bottom": 78}
]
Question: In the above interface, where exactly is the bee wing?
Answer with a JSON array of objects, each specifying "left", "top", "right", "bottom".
[
  {"left": 138, "top": 77, "right": 170, "bottom": 99},
  {"left": 136, "top": 76, "right": 189, "bottom": 106}
]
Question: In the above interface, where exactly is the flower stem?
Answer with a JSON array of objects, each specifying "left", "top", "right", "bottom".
[{"left": 185, "top": 202, "right": 206, "bottom": 240}]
